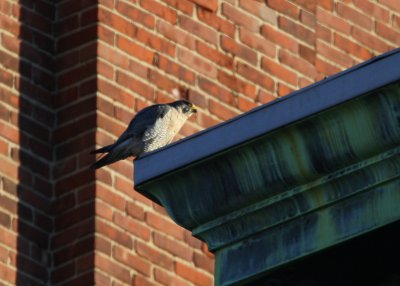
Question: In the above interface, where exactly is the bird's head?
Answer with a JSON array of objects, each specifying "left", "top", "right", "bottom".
[{"left": 170, "top": 100, "right": 197, "bottom": 115}]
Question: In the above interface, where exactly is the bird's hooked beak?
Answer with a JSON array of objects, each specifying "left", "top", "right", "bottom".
[{"left": 191, "top": 105, "right": 197, "bottom": 113}]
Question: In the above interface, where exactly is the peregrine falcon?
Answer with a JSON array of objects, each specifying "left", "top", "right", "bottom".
[{"left": 90, "top": 100, "right": 197, "bottom": 169}]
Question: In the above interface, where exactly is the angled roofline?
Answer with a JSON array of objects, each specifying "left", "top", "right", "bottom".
[{"left": 135, "top": 48, "right": 400, "bottom": 185}]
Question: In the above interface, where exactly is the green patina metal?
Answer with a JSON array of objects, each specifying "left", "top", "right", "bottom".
[{"left": 136, "top": 81, "right": 400, "bottom": 285}]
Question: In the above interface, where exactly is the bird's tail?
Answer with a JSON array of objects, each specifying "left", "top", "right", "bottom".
[
  {"left": 90, "top": 144, "right": 114, "bottom": 154},
  {"left": 90, "top": 141, "right": 133, "bottom": 169},
  {"left": 90, "top": 153, "right": 119, "bottom": 169}
]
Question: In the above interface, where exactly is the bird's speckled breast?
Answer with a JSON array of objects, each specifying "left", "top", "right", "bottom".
[{"left": 143, "top": 108, "right": 190, "bottom": 152}]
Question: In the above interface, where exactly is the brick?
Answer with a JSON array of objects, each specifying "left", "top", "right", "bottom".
[
  {"left": 95, "top": 235, "right": 112, "bottom": 256},
  {"left": 315, "top": 57, "right": 341, "bottom": 76},
  {"left": 316, "top": 7, "right": 351, "bottom": 34},
  {"left": 237, "top": 96, "right": 258, "bottom": 112},
  {"left": 393, "top": 15, "right": 400, "bottom": 29},
  {"left": 221, "top": 35, "right": 258, "bottom": 66},
  {"left": 95, "top": 270, "right": 111, "bottom": 286},
  {"left": 209, "top": 99, "right": 239, "bottom": 121},
  {"left": 279, "top": 49, "right": 317, "bottom": 80},
  {"left": 351, "top": 26, "right": 393, "bottom": 53},
  {"left": 96, "top": 200, "right": 113, "bottom": 221},
  {"left": 267, "top": 0, "right": 299, "bottom": 19},
  {"left": 236, "top": 63, "right": 275, "bottom": 92},
  {"left": 180, "top": 15, "right": 218, "bottom": 45},
  {"left": 116, "top": 71, "right": 154, "bottom": 99},
  {"left": 0, "top": 227, "right": 17, "bottom": 249},
  {"left": 97, "top": 79, "right": 136, "bottom": 108},
  {"left": 58, "top": 60, "right": 96, "bottom": 88},
  {"left": 354, "top": 0, "right": 390, "bottom": 22},
  {"left": 196, "top": 41, "right": 233, "bottom": 69},
  {"left": 258, "top": 89, "right": 276, "bottom": 104},
  {"left": 197, "top": 8, "right": 235, "bottom": 38},
  {"left": 95, "top": 168, "right": 112, "bottom": 187},
  {"left": 261, "top": 57, "right": 298, "bottom": 85},
  {"left": 131, "top": 276, "right": 155, "bottom": 286},
  {"left": 148, "top": 69, "right": 179, "bottom": 92},
  {"left": 153, "top": 232, "right": 193, "bottom": 261},
  {"left": 115, "top": 176, "right": 144, "bottom": 201},
  {"left": 379, "top": 0, "right": 400, "bottom": 13},
  {"left": 178, "top": 48, "right": 217, "bottom": 78},
  {"left": 261, "top": 24, "right": 299, "bottom": 53},
  {"left": 336, "top": 3, "right": 373, "bottom": 29},
  {"left": 114, "top": 245, "right": 151, "bottom": 276},
  {"left": 96, "top": 181, "right": 126, "bottom": 211},
  {"left": 161, "top": 0, "right": 194, "bottom": 15},
  {"left": 80, "top": 6, "right": 98, "bottom": 27},
  {"left": 278, "top": 16, "right": 315, "bottom": 45},
  {"left": 375, "top": 22, "right": 400, "bottom": 45},
  {"left": 95, "top": 254, "right": 131, "bottom": 284},
  {"left": 198, "top": 77, "right": 235, "bottom": 105},
  {"left": 318, "top": 0, "right": 334, "bottom": 11},
  {"left": 188, "top": 90, "right": 208, "bottom": 109},
  {"left": 57, "top": 25, "right": 97, "bottom": 53},
  {"left": 299, "top": 77, "right": 314, "bottom": 88},
  {"left": 76, "top": 253, "right": 95, "bottom": 274},
  {"left": 141, "top": 0, "right": 177, "bottom": 24},
  {"left": 146, "top": 211, "right": 185, "bottom": 240},
  {"left": 135, "top": 240, "right": 174, "bottom": 270},
  {"left": 113, "top": 211, "right": 151, "bottom": 241},
  {"left": 317, "top": 41, "right": 354, "bottom": 68},
  {"left": 114, "top": 106, "right": 134, "bottom": 126},
  {"left": 175, "top": 261, "right": 213, "bottom": 286},
  {"left": 239, "top": 0, "right": 277, "bottom": 24},
  {"left": 278, "top": 82, "right": 295, "bottom": 96},
  {"left": 300, "top": 10, "right": 316, "bottom": 29},
  {"left": 51, "top": 219, "right": 94, "bottom": 250},
  {"left": 58, "top": 0, "right": 96, "bottom": 19},
  {"left": 316, "top": 23, "right": 331, "bottom": 43},
  {"left": 0, "top": 137, "right": 8, "bottom": 156},
  {"left": 136, "top": 29, "right": 176, "bottom": 57},
  {"left": 333, "top": 34, "right": 372, "bottom": 61},
  {"left": 239, "top": 27, "right": 276, "bottom": 58},
  {"left": 51, "top": 261, "right": 75, "bottom": 284},
  {"left": 0, "top": 13, "right": 20, "bottom": 36},
  {"left": 126, "top": 201, "right": 145, "bottom": 221},
  {"left": 190, "top": 0, "right": 217, "bottom": 11},
  {"left": 98, "top": 24, "right": 114, "bottom": 45},
  {"left": 157, "top": 20, "right": 196, "bottom": 49},
  {"left": 117, "top": 36, "right": 154, "bottom": 64},
  {"left": 0, "top": 210, "right": 11, "bottom": 229},
  {"left": 217, "top": 70, "right": 257, "bottom": 99},
  {"left": 194, "top": 252, "right": 214, "bottom": 273},
  {"left": 98, "top": 7, "right": 137, "bottom": 38},
  {"left": 96, "top": 220, "right": 133, "bottom": 249},
  {"left": 117, "top": 1, "right": 155, "bottom": 28},
  {"left": 154, "top": 268, "right": 191, "bottom": 286},
  {"left": 0, "top": 157, "right": 18, "bottom": 179},
  {"left": 54, "top": 113, "right": 96, "bottom": 145},
  {"left": 97, "top": 60, "right": 114, "bottom": 80},
  {"left": 222, "top": 3, "right": 260, "bottom": 32},
  {"left": 292, "top": 0, "right": 316, "bottom": 12},
  {"left": 299, "top": 44, "right": 316, "bottom": 65}
]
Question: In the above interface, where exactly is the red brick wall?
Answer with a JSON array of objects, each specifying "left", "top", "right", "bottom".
[
  {"left": 0, "top": 0, "right": 55, "bottom": 284},
  {"left": 0, "top": 0, "right": 399, "bottom": 285}
]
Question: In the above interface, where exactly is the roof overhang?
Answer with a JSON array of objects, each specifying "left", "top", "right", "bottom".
[{"left": 134, "top": 48, "right": 400, "bottom": 285}]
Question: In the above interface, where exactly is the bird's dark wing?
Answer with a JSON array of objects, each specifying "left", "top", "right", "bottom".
[{"left": 113, "top": 104, "right": 171, "bottom": 145}]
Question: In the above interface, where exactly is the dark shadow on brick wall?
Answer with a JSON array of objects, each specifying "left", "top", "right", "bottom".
[{"left": 17, "top": 1, "right": 98, "bottom": 284}]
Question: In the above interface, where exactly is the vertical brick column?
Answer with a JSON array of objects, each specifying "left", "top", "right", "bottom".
[
  {"left": 51, "top": 0, "right": 98, "bottom": 284},
  {"left": 0, "top": 0, "right": 55, "bottom": 284}
]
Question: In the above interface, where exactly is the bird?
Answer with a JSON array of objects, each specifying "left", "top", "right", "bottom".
[{"left": 90, "top": 99, "right": 197, "bottom": 169}]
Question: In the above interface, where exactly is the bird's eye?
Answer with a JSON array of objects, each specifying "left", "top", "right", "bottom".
[{"left": 183, "top": 107, "right": 190, "bottom": 113}]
